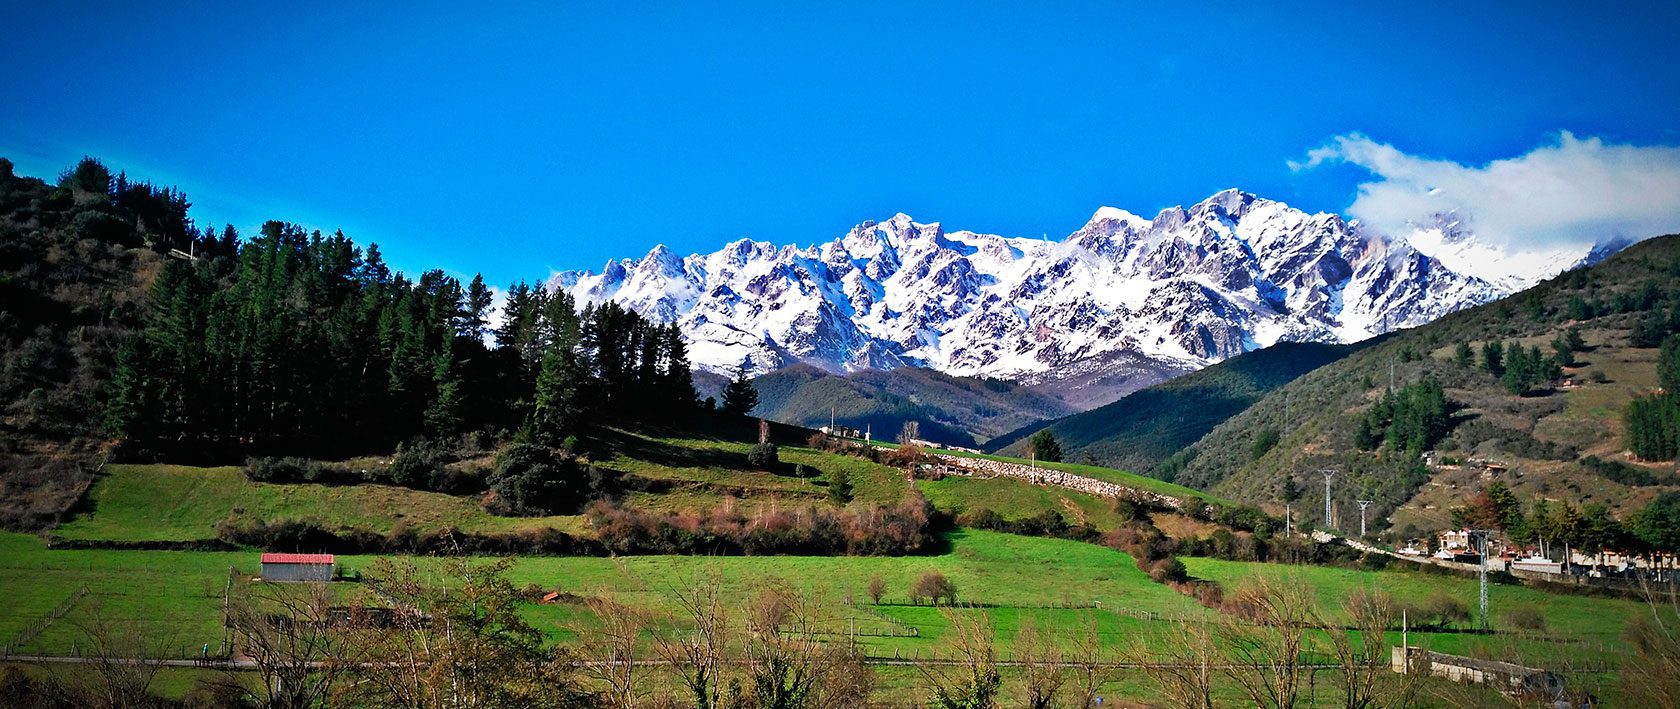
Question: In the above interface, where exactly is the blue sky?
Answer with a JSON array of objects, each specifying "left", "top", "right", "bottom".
[{"left": 4, "top": 2, "right": 1679, "bottom": 286}]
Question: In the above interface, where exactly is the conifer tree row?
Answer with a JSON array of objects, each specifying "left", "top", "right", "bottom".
[{"left": 106, "top": 222, "right": 699, "bottom": 456}]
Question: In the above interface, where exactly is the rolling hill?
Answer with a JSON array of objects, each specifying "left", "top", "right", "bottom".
[
  {"left": 1161, "top": 233, "right": 1680, "bottom": 536},
  {"left": 985, "top": 340, "right": 1368, "bottom": 470},
  {"left": 750, "top": 364, "right": 1077, "bottom": 447}
]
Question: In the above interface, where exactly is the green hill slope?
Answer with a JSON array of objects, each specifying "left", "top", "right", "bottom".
[
  {"left": 986, "top": 341, "right": 1365, "bottom": 471},
  {"left": 751, "top": 364, "right": 1077, "bottom": 447},
  {"left": 1172, "top": 234, "right": 1680, "bottom": 535}
]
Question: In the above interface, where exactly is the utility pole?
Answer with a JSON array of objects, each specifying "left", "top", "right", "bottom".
[
  {"left": 1389, "top": 362, "right": 1396, "bottom": 393},
  {"left": 830, "top": 406, "right": 836, "bottom": 433},
  {"left": 1285, "top": 503, "right": 1292, "bottom": 536},
  {"left": 1357, "top": 500, "right": 1374, "bottom": 538},
  {"left": 1321, "top": 472, "right": 1333, "bottom": 531}
]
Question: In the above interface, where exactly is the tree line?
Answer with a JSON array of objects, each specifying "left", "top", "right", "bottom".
[
  {"left": 105, "top": 221, "right": 702, "bottom": 459},
  {"left": 1454, "top": 481, "right": 1680, "bottom": 558}
]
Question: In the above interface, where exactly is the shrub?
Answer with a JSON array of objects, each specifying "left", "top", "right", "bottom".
[
  {"left": 1148, "top": 557, "right": 1188, "bottom": 584},
  {"left": 486, "top": 443, "right": 593, "bottom": 516},
  {"left": 827, "top": 468, "right": 853, "bottom": 504},
  {"left": 1502, "top": 605, "right": 1547, "bottom": 632},
  {"left": 586, "top": 494, "right": 935, "bottom": 557},
  {"left": 388, "top": 438, "right": 453, "bottom": 488},
  {"left": 911, "top": 571, "right": 957, "bottom": 606},
  {"left": 867, "top": 574, "right": 886, "bottom": 604},
  {"left": 243, "top": 456, "right": 337, "bottom": 483},
  {"left": 747, "top": 441, "right": 779, "bottom": 469},
  {"left": 1423, "top": 591, "right": 1471, "bottom": 629}
]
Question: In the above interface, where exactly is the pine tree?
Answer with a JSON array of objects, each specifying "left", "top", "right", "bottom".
[
  {"left": 658, "top": 324, "right": 698, "bottom": 409},
  {"left": 1029, "top": 429, "right": 1064, "bottom": 462},
  {"left": 721, "top": 359, "right": 759, "bottom": 416},
  {"left": 530, "top": 327, "right": 585, "bottom": 446},
  {"left": 1453, "top": 342, "right": 1475, "bottom": 367},
  {"left": 464, "top": 274, "right": 494, "bottom": 341},
  {"left": 1481, "top": 341, "right": 1505, "bottom": 376},
  {"left": 1659, "top": 334, "right": 1680, "bottom": 393}
]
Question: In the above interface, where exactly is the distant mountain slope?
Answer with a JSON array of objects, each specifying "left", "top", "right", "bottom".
[
  {"left": 987, "top": 341, "right": 1367, "bottom": 470},
  {"left": 549, "top": 190, "right": 1526, "bottom": 403},
  {"left": 1168, "top": 234, "right": 1680, "bottom": 535},
  {"left": 750, "top": 365, "right": 1077, "bottom": 447}
]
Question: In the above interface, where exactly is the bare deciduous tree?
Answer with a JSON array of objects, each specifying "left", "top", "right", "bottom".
[
  {"left": 1124, "top": 617, "right": 1218, "bottom": 709},
  {"left": 62, "top": 602, "right": 180, "bottom": 709},
  {"left": 740, "top": 580, "right": 829, "bottom": 709},
  {"left": 1066, "top": 611, "right": 1112, "bottom": 709},
  {"left": 1323, "top": 588, "right": 1399, "bottom": 709},
  {"left": 222, "top": 579, "right": 360, "bottom": 709},
  {"left": 345, "top": 557, "right": 591, "bottom": 709},
  {"left": 1216, "top": 574, "right": 1317, "bottom": 709},
  {"left": 1015, "top": 615, "right": 1065, "bottom": 709},
  {"left": 919, "top": 605, "right": 1001, "bottom": 709},
  {"left": 815, "top": 639, "right": 876, "bottom": 707},
  {"left": 651, "top": 573, "right": 730, "bottom": 709},
  {"left": 1625, "top": 582, "right": 1680, "bottom": 707},
  {"left": 867, "top": 574, "right": 886, "bottom": 605},
  {"left": 580, "top": 596, "right": 646, "bottom": 709}
]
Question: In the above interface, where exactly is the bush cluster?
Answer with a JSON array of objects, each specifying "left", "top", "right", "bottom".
[
  {"left": 214, "top": 516, "right": 600, "bottom": 556},
  {"left": 587, "top": 495, "right": 936, "bottom": 556},
  {"left": 243, "top": 439, "right": 482, "bottom": 494},
  {"left": 960, "top": 508, "right": 1101, "bottom": 543}
]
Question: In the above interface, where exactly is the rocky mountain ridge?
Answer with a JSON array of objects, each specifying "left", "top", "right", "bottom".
[{"left": 549, "top": 190, "right": 1594, "bottom": 406}]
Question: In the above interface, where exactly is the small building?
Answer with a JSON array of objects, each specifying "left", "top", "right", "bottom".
[
  {"left": 1392, "top": 646, "right": 1562, "bottom": 697},
  {"left": 260, "top": 552, "right": 336, "bottom": 582}
]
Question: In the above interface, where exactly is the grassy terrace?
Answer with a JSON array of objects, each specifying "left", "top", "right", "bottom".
[{"left": 54, "top": 464, "right": 590, "bottom": 542}]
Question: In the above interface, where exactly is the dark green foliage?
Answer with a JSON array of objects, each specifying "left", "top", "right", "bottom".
[
  {"left": 826, "top": 468, "right": 854, "bottom": 504},
  {"left": 1452, "top": 342, "right": 1475, "bottom": 367},
  {"left": 1581, "top": 455, "right": 1678, "bottom": 487},
  {"left": 1625, "top": 393, "right": 1680, "bottom": 461},
  {"left": 722, "top": 359, "right": 760, "bottom": 416},
  {"left": 1028, "top": 429, "right": 1063, "bottom": 462},
  {"left": 1633, "top": 492, "right": 1680, "bottom": 552},
  {"left": 747, "top": 441, "right": 780, "bottom": 468},
  {"left": 486, "top": 443, "right": 593, "bottom": 516},
  {"left": 1501, "top": 343, "right": 1561, "bottom": 395},
  {"left": 1280, "top": 476, "right": 1301, "bottom": 503},
  {"left": 1660, "top": 334, "right": 1680, "bottom": 393},
  {"left": 1356, "top": 379, "right": 1451, "bottom": 454},
  {"left": 1249, "top": 427, "right": 1280, "bottom": 460},
  {"left": 1481, "top": 341, "right": 1505, "bottom": 376},
  {"left": 101, "top": 220, "right": 695, "bottom": 458}
]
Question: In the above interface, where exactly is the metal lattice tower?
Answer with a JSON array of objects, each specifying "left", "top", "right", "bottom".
[
  {"left": 1321, "top": 470, "right": 1336, "bottom": 531},
  {"left": 1467, "top": 529, "right": 1492, "bottom": 630},
  {"left": 1356, "top": 500, "right": 1374, "bottom": 537}
]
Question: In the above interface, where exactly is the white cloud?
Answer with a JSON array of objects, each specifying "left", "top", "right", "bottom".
[{"left": 1293, "top": 132, "right": 1680, "bottom": 249}]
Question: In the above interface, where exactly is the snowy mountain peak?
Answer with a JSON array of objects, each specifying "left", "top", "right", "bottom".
[{"left": 545, "top": 189, "right": 1556, "bottom": 401}]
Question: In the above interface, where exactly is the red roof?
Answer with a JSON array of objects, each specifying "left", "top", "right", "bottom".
[{"left": 261, "top": 553, "right": 336, "bottom": 565}]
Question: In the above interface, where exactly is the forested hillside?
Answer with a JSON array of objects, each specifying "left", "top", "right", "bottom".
[
  {"left": 0, "top": 157, "right": 708, "bottom": 529},
  {"left": 751, "top": 364, "right": 1076, "bottom": 447},
  {"left": 1168, "top": 234, "right": 1680, "bottom": 537},
  {"left": 0, "top": 157, "right": 206, "bottom": 527},
  {"left": 985, "top": 341, "right": 1364, "bottom": 469}
]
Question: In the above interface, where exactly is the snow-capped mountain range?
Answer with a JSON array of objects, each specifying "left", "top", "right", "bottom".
[{"left": 548, "top": 189, "right": 1606, "bottom": 405}]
